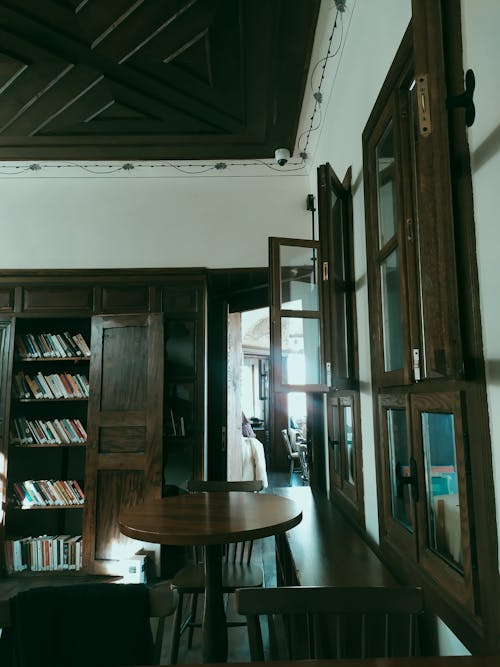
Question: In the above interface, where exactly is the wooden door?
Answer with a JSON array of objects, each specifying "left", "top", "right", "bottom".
[{"left": 83, "top": 313, "right": 163, "bottom": 575}]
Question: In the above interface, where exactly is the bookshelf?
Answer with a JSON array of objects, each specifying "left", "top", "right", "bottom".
[
  {"left": 4, "top": 318, "right": 90, "bottom": 573},
  {"left": 0, "top": 270, "right": 207, "bottom": 579}
]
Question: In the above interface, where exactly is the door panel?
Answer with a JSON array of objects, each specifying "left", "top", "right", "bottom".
[{"left": 84, "top": 313, "right": 163, "bottom": 575}]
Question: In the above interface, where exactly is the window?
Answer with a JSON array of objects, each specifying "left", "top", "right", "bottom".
[
  {"left": 318, "top": 164, "right": 363, "bottom": 519},
  {"left": 269, "top": 238, "right": 326, "bottom": 393},
  {"left": 362, "top": 6, "right": 495, "bottom": 644}
]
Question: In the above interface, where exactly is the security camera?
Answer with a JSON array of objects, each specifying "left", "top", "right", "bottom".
[{"left": 274, "top": 148, "right": 290, "bottom": 166}]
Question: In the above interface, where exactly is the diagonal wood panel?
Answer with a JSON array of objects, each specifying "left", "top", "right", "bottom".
[{"left": 0, "top": 0, "right": 320, "bottom": 159}]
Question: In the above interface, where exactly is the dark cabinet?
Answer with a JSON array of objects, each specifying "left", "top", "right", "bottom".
[{"left": 162, "top": 278, "right": 206, "bottom": 488}]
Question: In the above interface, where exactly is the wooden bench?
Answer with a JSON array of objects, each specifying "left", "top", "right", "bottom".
[{"left": 272, "top": 486, "right": 398, "bottom": 587}]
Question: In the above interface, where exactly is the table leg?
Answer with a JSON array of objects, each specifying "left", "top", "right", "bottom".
[{"left": 202, "top": 544, "right": 227, "bottom": 662}]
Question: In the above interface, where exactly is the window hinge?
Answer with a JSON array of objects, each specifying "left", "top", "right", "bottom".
[
  {"left": 406, "top": 218, "right": 413, "bottom": 242},
  {"left": 412, "top": 348, "right": 421, "bottom": 382},
  {"left": 323, "top": 261, "right": 329, "bottom": 281},
  {"left": 326, "top": 361, "right": 332, "bottom": 387},
  {"left": 416, "top": 73, "right": 432, "bottom": 137}
]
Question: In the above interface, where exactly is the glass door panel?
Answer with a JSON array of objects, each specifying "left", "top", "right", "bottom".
[
  {"left": 376, "top": 121, "right": 397, "bottom": 248},
  {"left": 422, "top": 410, "right": 462, "bottom": 570},
  {"left": 380, "top": 249, "right": 404, "bottom": 372},
  {"left": 280, "top": 317, "right": 321, "bottom": 385},
  {"left": 280, "top": 244, "right": 319, "bottom": 311},
  {"left": 269, "top": 238, "right": 326, "bottom": 392},
  {"left": 343, "top": 403, "right": 354, "bottom": 485},
  {"left": 387, "top": 407, "right": 413, "bottom": 532}
]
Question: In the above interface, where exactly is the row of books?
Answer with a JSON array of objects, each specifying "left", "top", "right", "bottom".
[
  {"left": 3, "top": 534, "right": 82, "bottom": 573},
  {"left": 10, "top": 416, "right": 87, "bottom": 445},
  {"left": 13, "top": 370, "right": 89, "bottom": 400},
  {"left": 11, "top": 479, "right": 85, "bottom": 508},
  {"left": 15, "top": 332, "right": 90, "bottom": 359}
]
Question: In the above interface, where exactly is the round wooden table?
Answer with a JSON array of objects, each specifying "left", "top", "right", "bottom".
[{"left": 119, "top": 491, "right": 302, "bottom": 663}]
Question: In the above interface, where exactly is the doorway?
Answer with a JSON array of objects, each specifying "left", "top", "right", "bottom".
[
  {"left": 226, "top": 307, "right": 309, "bottom": 487},
  {"left": 227, "top": 307, "right": 270, "bottom": 484}
]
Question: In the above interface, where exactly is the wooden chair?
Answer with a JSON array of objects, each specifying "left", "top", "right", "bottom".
[
  {"left": 281, "top": 428, "right": 308, "bottom": 485},
  {"left": 169, "top": 479, "right": 264, "bottom": 664},
  {"left": 236, "top": 585, "right": 424, "bottom": 660},
  {"left": 0, "top": 580, "right": 178, "bottom": 666}
]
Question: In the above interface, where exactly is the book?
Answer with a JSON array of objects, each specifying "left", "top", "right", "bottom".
[
  {"left": 72, "top": 333, "right": 91, "bottom": 356},
  {"left": 71, "top": 418, "right": 87, "bottom": 442},
  {"left": 52, "top": 480, "right": 72, "bottom": 505},
  {"left": 70, "top": 479, "right": 85, "bottom": 502},
  {"left": 58, "top": 372, "right": 75, "bottom": 398},
  {"left": 14, "top": 334, "right": 29, "bottom": 358},
  {"left": 62, "top": 331, "right": 81, "bottom": 356},
  {"left": 24, "top": 373, "right": 43, "bottom": 399},
  {"left": 65, "top": 373, "right": 82, "bottom": 398},
  {"left": 24, "top": 479, "right": 44, "bottom": 506},
  {"left": 36, "top": 372, "right": 54, "bottom": 398}
]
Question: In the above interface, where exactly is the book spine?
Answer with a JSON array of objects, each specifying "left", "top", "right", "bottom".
[
  {"left": 73, "top": 333, "right": 91, "bottom": 356},
  {"left": 24, "top": 374, "right": 43, "bottom": 399}
]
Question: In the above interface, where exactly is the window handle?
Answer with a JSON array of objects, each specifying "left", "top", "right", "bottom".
[{"left": 395, "top": 458, "right": 419, "bottom": 502}]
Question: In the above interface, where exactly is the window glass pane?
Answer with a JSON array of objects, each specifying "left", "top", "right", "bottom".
[
  {"left": 331, "top": 193, "right": 346, "bottom": 281},
  {"left": 387, "top": 408, "right": 413, "bottom": 532},
  {"left": 332, "top": 289, "right": 349, "bottom": 378},
  {"left": 281, "top": 317, "right": 321, "bottom": 384},
  {"left": 380, "top": 249, "right": 404, "bottom": 371},
  {"left": 376, "top": 121, "right": 397, "bottom": 248},
  {"left": 343, "top": 404, "right": 354, "bottom": 484},
  {"left": 280, "top": 245, "right": 319, "bottom": 310},
  {"left": 422, "top": 411, "right": 463, "bottom": 570},
  {"left": 331, "top": 403, "right": 340, "bottom": 473}
]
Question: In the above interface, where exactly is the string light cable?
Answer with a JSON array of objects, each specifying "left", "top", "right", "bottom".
[{"left": 296, "top": 2, "right": 345, "bottom": 158}]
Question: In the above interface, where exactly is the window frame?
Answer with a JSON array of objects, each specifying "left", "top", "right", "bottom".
[
  {"left": 269, "top": 236, "right": 327, "bottom": 394},
  {"left": 362, "top": 4, "right": 497, "bottom": 650},
  {"left": 318, "top": 163, "right": 364, "bottom": 522}
]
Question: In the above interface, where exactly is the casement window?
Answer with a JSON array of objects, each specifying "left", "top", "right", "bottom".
[
  {"left": 269, "top": 238, "right": 327, "bottom": 394},
  {"left": 317, "top": 163, "right": 363, "bottom": 519},
  {"left": 363, "top": 1, "right": 498, "bottom": 651}
]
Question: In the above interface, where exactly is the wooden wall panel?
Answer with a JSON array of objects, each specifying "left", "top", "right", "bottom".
[
  {"left": 94, "top": 469, "right": 146, "bottom": 561},
  {"left": 0, "top": 289, "right": 14, "bottom": 312},
  {"left": 101, "top": 286, "right": 151, "bottom": 313},
  {"left": 22, "top": 287, "right": 93, "bottom": 313},
  {"left": 99, "top": 426, "right": 146, "bottom": 454},
  {"left": 101, "top": 326, "right": 147, "bottom": 410}
]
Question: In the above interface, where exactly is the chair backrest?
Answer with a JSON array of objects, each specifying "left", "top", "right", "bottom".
[
  {"left": 186, "top": 479, "right": 264, "bottom": 493},
  {"left": 281, "top": 429, "right": 294, "bottom": 457},
  {"left": 185, "top": 479, "right": 264, "bottom": 565},
  {"left": 1, "top": 581, "right": 177, "bottom": 666},
  {"left": 236, "top": 585, "right": 424, "bottom": 660}
]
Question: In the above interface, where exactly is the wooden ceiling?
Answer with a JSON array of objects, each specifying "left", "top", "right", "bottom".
[{"left": 0, "top": 0, "right": 320, "bottom": 161}]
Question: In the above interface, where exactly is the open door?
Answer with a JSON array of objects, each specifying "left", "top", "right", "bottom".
[{"left": 269, "top": 238, "right": 327, "bottom": 486}]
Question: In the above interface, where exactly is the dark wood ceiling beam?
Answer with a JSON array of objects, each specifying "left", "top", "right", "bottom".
[
  {"left": 0, "top": 0, "right": 320, "bottom": 160},
  {"left": 0, "top": 3, "right": 243, "bottom": 133}
]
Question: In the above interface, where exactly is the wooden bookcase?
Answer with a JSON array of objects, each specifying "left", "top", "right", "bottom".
[
  {"left": 5, "top": 318, "right": 90, "bottom": 573},
  {"left": 0, "top": 270, "right": 207, "bottom": 579}
]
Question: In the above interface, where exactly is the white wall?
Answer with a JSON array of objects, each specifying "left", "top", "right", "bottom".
[
  {"left": 304, "top": 0, "right": 499, "bottom": 655},
  {"left": 0, "top": 170, "right": 311, "bottom": 269},
  {"left": 305, "top": 0, "right": 412, "bottom": 544},
  {"left": 461, "top": 0, "right": 500, "bottom": 570}
]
